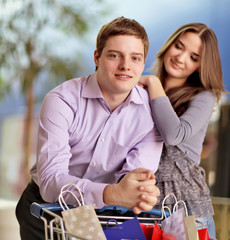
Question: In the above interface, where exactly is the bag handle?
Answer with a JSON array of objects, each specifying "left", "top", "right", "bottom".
[
  {"left": 105, "top": 219, "right": 123, "bottom": 230},
  {"left": 162, "top": 206, "right": 172, "bottom": 218},
  {"left": 58, "top": 183, "right": 85, "bottom": 211},
  {"left": 173, "top": 199, "right": 188, "bottom": 216},
  {"left": 161, "top": 193, "right": 189, "bottom": 217},
  {"left": 161, "top": 193, "right": 177, "bottom": 217},
  {"left": 161, "top": 193, "right": 177, "bottom": 207}
]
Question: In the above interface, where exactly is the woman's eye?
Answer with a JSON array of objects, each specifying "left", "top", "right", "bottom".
[
  {"left": 191, "top": 56, "right": 198, "bottom": 62},
  {"left": 175, "top": 43, "right": 182, "bottom": 50}
]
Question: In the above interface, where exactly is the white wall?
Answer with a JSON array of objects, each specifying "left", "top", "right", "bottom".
[{"left": 0, "top": 199, "right": 20, "bottom": 240}]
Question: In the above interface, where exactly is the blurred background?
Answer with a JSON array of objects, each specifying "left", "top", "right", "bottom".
[{"left": 0, "top": 0, "right": 229, "bottom": 239}]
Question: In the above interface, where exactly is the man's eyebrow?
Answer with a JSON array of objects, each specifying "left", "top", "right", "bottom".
[
  {"left": 107, "top": 49, "right": 144, "bottom": 57},
  {"left": 178, "top": 39, "right": 200, "bottom": 57},
  {"left": 132, "top": 52, "right": 144, "bottom": 57},
  {"left": 107, "top": 50, "right": 121, "bottom": 54}
]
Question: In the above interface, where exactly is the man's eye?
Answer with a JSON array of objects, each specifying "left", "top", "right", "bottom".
[
  {"left": 109, "top": 54, "right": 119, "bottom": 58},
  {"left": 133, "top": 57, "right": 141, "bottom": 61}
]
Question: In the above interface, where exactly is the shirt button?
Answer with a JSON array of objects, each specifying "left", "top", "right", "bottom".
[
  {"left": 101, "top": 138, "right": 104, "bottom": 142},
  {"left": 92, "top": 161, "right": 97, "bottom": 166}
]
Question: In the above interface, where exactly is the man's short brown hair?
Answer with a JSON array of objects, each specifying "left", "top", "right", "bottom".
[{"left": 96, "top": 16, "right": 149, "bottom": 60}]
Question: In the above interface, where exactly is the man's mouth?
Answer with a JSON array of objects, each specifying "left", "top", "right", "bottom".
[{"left": 115, "top": 74, "right": 133, "bottom": 79}]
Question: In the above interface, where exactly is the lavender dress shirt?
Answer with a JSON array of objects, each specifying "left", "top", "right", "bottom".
[{"left": 30, "top": 72, "right": 163, "bottom": 208}]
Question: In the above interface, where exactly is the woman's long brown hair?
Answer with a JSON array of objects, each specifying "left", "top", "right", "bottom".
[{"left": 153, "top": 23, "right": 226, "bottom": 116}]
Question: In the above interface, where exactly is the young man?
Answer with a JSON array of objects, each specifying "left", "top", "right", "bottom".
[{"left": 16, "top": 16, "right": 163, "bottom": 239}]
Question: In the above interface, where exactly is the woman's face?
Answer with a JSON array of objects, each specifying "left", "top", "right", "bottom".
[{"left": 163, "top": 31, "right": 202, "bottom": 84}]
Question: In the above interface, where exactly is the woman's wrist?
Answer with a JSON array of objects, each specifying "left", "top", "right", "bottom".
[
  {"left": 148, "top": 77, "right": 166, "bottom": 100},
  {"left": 139, "top": 75, "right": 166, "bottom": 100}
]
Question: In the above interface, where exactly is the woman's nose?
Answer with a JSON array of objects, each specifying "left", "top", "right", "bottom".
[{"left": 176, "top": 52, "right": 186, "bottom": 63}]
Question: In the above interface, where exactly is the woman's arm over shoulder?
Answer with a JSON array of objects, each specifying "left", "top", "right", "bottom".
[{"left": 150, "top": 91, "right": 215, "bottom": 145}]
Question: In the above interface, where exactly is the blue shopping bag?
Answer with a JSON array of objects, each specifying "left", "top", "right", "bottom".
[{"left": 104, "top": 216, "right": 146, "bottom": 240}]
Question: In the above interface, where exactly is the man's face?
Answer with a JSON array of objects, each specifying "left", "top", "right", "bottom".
[{"left": 94, "top": 35, "right": 145, "bottom": 102}]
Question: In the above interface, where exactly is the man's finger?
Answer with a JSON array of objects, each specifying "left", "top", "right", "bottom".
[{"left": 129, "top": 168, "right": 155, "bottom": 181}]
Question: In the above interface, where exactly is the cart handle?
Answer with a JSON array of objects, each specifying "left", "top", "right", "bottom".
[
  {"left": 30, "top": 202, "right": 170, "bottom": 219},
  {"left": 97, "top": 205, "right": 170, "bottom": 217},
  {"left": 30, "top": 202, "right": 74, "bottom": 219}
]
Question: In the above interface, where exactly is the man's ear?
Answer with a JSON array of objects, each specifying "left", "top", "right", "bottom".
[{"left": 94, "top": 50, "right": 100, "bottom": 67}]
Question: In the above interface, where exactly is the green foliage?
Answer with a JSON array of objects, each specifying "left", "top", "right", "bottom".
[
  {"left": 0, "top": 0, "right": 111, "bottom": 100},
  {"left": 0, "top": 75, "right": 10, "bottom": 101}
]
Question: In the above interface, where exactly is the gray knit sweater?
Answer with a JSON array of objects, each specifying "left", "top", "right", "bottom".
[{"left": 150, "top": 91, "right": 215, "bottom": 164}]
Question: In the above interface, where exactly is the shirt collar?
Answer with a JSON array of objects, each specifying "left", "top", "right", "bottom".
[
  {"left": 82, "top": 71, "right": 144, "bottom": 105},
  {"left": 82, "top": 72, "right": 103, "bottom": 99}
]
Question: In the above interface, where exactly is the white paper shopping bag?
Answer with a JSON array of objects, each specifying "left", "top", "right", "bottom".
[{"left": 58, "top": 183, "right": 106, "bottom": 240}]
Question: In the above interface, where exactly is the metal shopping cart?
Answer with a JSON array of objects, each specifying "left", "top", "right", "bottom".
[{"left": 30, "top": 202, "right": 170, "bottom": 240}]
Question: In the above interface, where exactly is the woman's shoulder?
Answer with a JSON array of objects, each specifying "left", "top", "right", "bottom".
[
  {"left": 192, "top": 90, "right": 215, "bottom": 102},
  {"left": 189, "top": 91, "right": 215, "bottom": 112}
]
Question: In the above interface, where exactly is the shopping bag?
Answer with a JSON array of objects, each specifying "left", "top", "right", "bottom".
[
  {"left": 173, "top": 200, "right": 199, "bottom": 240},
  {"left": 140, "top": 221, "right": 163, "bottom": 240},
  {"left": 104, "top": 216, "right": 147, "bottom": 240},
  {"left": 162, "top": 231, "right": 177, "bottom": 240},
  {"left": 161, "top": 207, "right": 189, "bottom": 240},
  {"left": 198, "top": 228, "right": 209, "bottom": 240},
  {"left": 152, "top": 221, "right": 162, "bottom": 240},
  {"left": 58, "top": 183, "right": 106, "bottom": 240},
  {"left": 185, "top": 215, "right": 199, "bottom": 240},
  {"left": 140, "top": 223, "right": 154, "bottom": 240}
]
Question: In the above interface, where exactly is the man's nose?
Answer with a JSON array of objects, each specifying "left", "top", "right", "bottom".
[{"left": 118, "top": 57, "right": 130, "bottom": 70}]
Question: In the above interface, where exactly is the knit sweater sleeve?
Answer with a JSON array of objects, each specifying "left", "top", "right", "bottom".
[{"left": 149, "top": 91, "right": 215, "bottom": 145}]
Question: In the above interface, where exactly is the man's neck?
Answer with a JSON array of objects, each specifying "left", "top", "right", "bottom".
[{"left": 103, "top": 92, "right": 130, "bottom": 112}]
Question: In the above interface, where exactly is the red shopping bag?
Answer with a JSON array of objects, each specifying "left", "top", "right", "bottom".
[
  {"left": 140, "top": 223, "right": 154, "bottom": 240},
  {"left": 152, "top": 221, "right": 162, "bottom": 240},
  {"left": 198, "top": 228, "right": 210, "bottom": 240},
  {"left": 140, "top": 221, "right": 161, "bottom": 240}
]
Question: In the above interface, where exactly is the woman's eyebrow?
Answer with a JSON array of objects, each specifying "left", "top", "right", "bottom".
[{"left": 178, "top": 39, "right": 184, "bottom": 47}]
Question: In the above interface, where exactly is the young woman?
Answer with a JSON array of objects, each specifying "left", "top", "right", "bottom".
[{"left": 139, "top": 23, "right": 226, "bottom": 239}]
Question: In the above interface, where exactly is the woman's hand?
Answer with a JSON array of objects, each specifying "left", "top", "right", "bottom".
[{"left": 139, "top": 75, "right": 166, "bottom": 100}]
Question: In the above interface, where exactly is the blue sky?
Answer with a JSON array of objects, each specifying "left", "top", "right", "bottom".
[
  {"left": 91, "top": 0, "right": 230, "bottom": 92},
  {"left": 0, "top": 0, "right": 229, "bottom": 202},
  {"left": 0, "top": 0, "right": 229, "bottom": 112}
]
